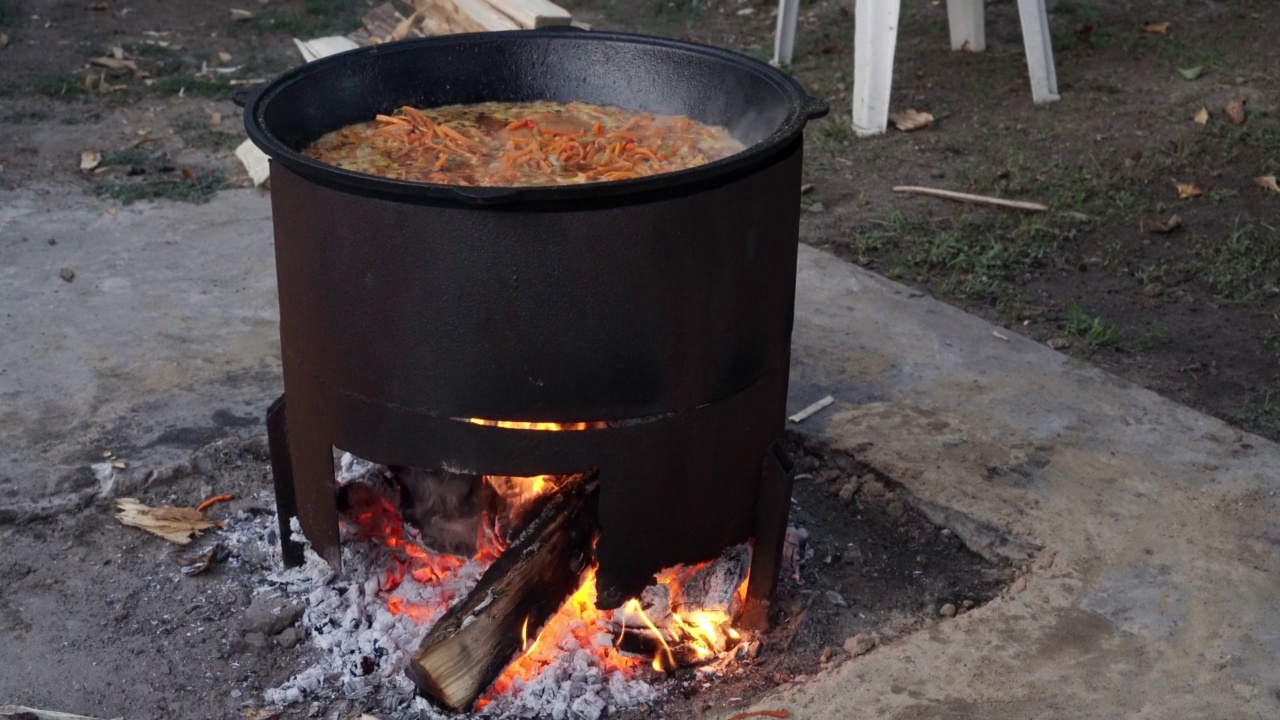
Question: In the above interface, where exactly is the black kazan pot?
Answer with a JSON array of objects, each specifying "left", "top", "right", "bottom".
[{"left": 242, "top": 29, "right": 828, "bottom": 609}]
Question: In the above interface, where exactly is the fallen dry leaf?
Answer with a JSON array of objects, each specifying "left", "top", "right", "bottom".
[
  {"left": 1141, "top": 21, "right": 1170, "bottom": 35},
  {"left": 115, "top": 498, "right": 218, "bottom": 545},
  {"left": 1193, "top": 107, "right": 1210, "bottom": 125},
  {"left": 209, "top": 112, "right": 223, "bottom": 126},
  {"left": 888, "top": 108, "right": 935, "bottom": 132},
  {"left": 229, "top": 8, "right": 255, "bottom": 22},
  {"left": 1175, "top": 181, "right": 1205, "bottom": 199},
  {"left": 244, "top": 710, "right": 284, "bottom": 720},
  {"left": 1254, "top": 176, "right": 1280, "bottom": 194},
  {"left": 1224, "top": 97, "right": 1247, "bottom": 125},
  {"left": 1177, "top": 66, "right": 1203, "bottom": 81},
  {"left": 89, "top": 56, "right": 138, "bottom": 72},
  {"left": 87, "top": 1, "right": 109, "bottom": 10},
  {"left": 1076, "top": 24, "right": 1094, "bottom": 42},
  {"left": 1145, "top": 214, "right": 1182, "bottom": 234},
  {"left": 79, "top": 149, "right": 101, "bottom": 171},
  {"left": 180, "top": 166, "right": 197, "bottom": 181}
]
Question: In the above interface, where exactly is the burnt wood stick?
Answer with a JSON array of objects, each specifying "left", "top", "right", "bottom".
[{"left": 407, "top": 473, "right": 599, "bottom": 712}]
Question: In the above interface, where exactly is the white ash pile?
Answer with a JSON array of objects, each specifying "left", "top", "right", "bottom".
[{"left": 257, "top": 454, "right": 662, "bottom": 720}]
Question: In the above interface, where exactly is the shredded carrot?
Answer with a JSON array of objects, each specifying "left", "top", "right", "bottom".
[
  {"left": 196, "top": 494, "right": 234, "bottom": 513},
  {"left": 307, "top": 101, "right": 743, "bottom": 186}
]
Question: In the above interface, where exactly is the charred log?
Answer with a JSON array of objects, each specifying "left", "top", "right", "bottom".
[
  {"left": 391, "top": 466, "right": 491, "bottom": 556},
  {"left": 407, "top": 472, "right": 599, "bottom": 712}
]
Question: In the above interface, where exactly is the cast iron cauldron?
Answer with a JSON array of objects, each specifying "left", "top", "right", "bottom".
[{"left": 242, "top": 29, "right": 829, "bottom": 608}]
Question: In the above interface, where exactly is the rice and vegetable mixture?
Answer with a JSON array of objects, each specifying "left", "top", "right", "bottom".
[{"left": 303, "top": 100, "right": 746, "bottom": 186}]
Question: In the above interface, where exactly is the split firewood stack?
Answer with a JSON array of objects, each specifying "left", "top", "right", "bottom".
[{"left": 360, "top": 0, "right": 582, "bottom": 45}]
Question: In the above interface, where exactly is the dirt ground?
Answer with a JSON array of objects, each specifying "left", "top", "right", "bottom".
[{"left": 0, "top": 0, "right": 1275, "bottom": 717}]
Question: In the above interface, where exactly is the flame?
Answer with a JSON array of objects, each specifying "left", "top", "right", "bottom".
[
  {"left": 343, "top": 473, "right": 750, "bottom": 707},
  {"left": 466, "top": 418, "right": 608, "bottom": 431}
]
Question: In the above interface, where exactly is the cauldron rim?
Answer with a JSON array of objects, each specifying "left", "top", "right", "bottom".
[{"left": 242, "top": 29, "right": 828, "bottom": 206}]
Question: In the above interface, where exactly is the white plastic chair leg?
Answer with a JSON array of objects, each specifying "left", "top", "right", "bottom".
[
  {"left": 946, "top": 0, "right": 986, "bottom": 51},
  {"left": 851, "top": 0, "right": 902, "bottom": 136},
  {"left": 773, "top": 0, "right": 801, "bottom": 66},
  {"left": 1016, "top": 0, "right": 1060, "bottom": 102}
]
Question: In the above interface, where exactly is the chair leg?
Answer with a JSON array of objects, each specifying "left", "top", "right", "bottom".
[
  {"left": 1016, "top": 0, "right": 1060, "bottom": 102},
  {"left": 852, "top": 0, "right": 902, "bottom": 136},
  {"left": 946, "top": 0, "right": 986, "bottom": 51},
  {"left": 773, "top": 0, "right": 801, "bottom": 66}
]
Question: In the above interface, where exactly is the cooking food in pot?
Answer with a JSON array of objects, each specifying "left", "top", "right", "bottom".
[{"left": 303, "top": 100, "right": 746, "bottom": 186}]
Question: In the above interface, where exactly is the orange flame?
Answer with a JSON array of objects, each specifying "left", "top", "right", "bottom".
[{"left": 466, "top": 418, "right": 608, "bottom": 431}]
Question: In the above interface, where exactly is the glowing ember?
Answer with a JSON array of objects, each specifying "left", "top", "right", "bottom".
[
  {"left": 341, "top": 469, "right": 750, "bottom": 711},
  {"left": 465, "top": 418, "right": 608, "bottom": 431}
]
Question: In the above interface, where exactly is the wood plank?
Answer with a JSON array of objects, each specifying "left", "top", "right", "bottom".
[
  {"left": 416, "top": 0, "right": 520, "bottom": 33},
  {"left": 481, "top": 0, "right": 572, "bottom": 28}
]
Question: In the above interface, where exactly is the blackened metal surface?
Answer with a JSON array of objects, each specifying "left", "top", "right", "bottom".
[
  {"left": 741, "top": 443, "right": 795, "bottom": 631},
  {"left": 266, "top": 395, "right": 304, "bottom": 567},
  {"left": 256, "top": 31, "right": 816, "bottom": 608},
  {"left": 243, "top": 30, "right": 827, "bottom": 206},
  {"left": 270, "top": 146, "right": 801, "bottom": 420}
]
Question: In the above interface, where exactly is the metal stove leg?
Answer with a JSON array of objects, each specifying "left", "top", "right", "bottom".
[
  {"left": 741, "top": 442, "right": 795, "bottom": 631},
  {"left": 266, "top": 395, "right": 305, "bottom": 567}
]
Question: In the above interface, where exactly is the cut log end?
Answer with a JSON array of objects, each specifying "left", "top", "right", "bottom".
[{"left": 407, "top": 472, "right": 599, "bottom": 712}]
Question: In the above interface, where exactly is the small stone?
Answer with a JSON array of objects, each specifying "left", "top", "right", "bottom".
[
  {"left": 825, "top": 590, "right": 848, "bottom": 607},
  {"left": 962, "top": 599, "right": 975, "bottom": 609},
  {"left": 885, "top": 500, "right": 906, "bottom": 519},
  {"left": 277, "top": 626, "right": 304, "bottom": 649},
  {"left": 1013, "top": 576, "right": 1029, "bottom": 593},
  {"left": 747, "top": 640, "right": 762, "bottom": 658},
  {"left": 860, "top": 478, "right": 887, "bottom": 500},
  {"left": 820, "top": 646, "right": 840, "bottom": 664},
  {"left": 243, "top": 593, "right": 305, "bottom": 636},
  {"left": 837, "top": 481, "right": 857, "bottom": 505},
  {"left": 1143, "top": 283, "right": 1164, "bottom": 297},
  {"left": 59, "top": 267, "right": 75, "bottom": 282},
  {"left": 229, "top": 689, "right": 242, "bottom": 699},
  {"left": 242, "top": 631, "right": 269, "bottom": 649},
  {"left": 1046, "top": 337, "right": 1071, "bottom": 350},
  {"left": 842, "top": 633, "right": 877, "bottom": 657},
  {"left": 939, "top": 603, "right": 957, "bottom": 618}
]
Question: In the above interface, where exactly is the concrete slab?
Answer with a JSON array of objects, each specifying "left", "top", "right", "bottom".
[
  {"left": 0, "top": 185, "right": 280, "bottom": 520},
  {"left": 1, "top": 185, "right": 1276, "bottom": 717},
  {"left": 764, "top": 246, "right": 1280, "bottom": 718}
]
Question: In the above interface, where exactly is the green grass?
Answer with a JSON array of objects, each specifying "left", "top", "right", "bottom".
[
  {"left": 98, "top": 148, "right": 150, "bottom": 167},
  {"left": 0, "top": 1, "right": 13, "bottom": 26},
  {"left": 28, "top": 74, "right": 87, "bottom": 98},
  {"left": 1225, "top": 389, "right": 1280, "bottom": 438},
  {"left": 93, "top": 168, "right": 224, "bottom": 205},
  {"left": 239, "top": 0, "right": 362, "bottom": 37},
  {"left": 1179, "top": 218, "right": 1280, "bottom": 304},
  {"left": 1064, "top": 299, "right": 1123, "bottom": 350},
  {"left": 148, "top": 75, "right": 235, "bottom": 99},
  {"left": 172, "top": 115, "right": 243, "bottom": 152}
]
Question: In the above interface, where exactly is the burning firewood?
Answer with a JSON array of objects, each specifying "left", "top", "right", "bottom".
[{"left": 407, "top": 473, "right": 599, "bottom": 712}]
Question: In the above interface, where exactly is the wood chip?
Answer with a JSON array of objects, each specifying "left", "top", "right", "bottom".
[
  {"left": 87, "top": 2, "right": 110, "bottom": 10},
  {"left": 1174, "top": 181, "right": 1204, "bottom": 199},
  {"left": 1141, "top": 21, "right": 1169, "bottom": 34},
  {"left": 89, "top": 56, "right": 138, "bottom": 72},
  {"left": 1193, "top": 106, "right": 1209, "bottom": 124},
  {"left": 1224, "top": 97, "right": 1247, "bottom": 125},
  {"left": 789, "top": 395, "right": 834, "bottom": 423},
  {"left": 1254, "top": 176, "right": 1280, "bottom": 195},
  {"left": 235, "top": 138, "right": 271, "bottom": 187},
  {"left": 1145, "top": 214, "right": 1182, "bottom": 233},
  {"left": 80, "top": 149, "right": 102, "bottom": 171},
  {"left": 114, "top": 498, "right": 218, "bottom": 545},
  {"left": 888, "top": 108, "right": 934, "bottom": 132},
  {"left": 229, "top": 8, "right": 255, "bottom": 22}
]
